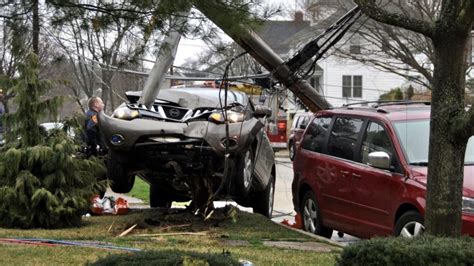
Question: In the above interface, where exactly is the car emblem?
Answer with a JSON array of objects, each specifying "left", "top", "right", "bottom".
[{"left": 169, "top": 108, "right": 181, "bottom": 118}]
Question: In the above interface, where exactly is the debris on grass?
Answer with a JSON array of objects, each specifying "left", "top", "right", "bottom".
[{"left": 117, "top": 224, "right": 137, "bottom": 237}]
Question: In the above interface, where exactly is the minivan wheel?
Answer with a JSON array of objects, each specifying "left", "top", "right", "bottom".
[
  {"left": 289, "top": 142, "right": 295, "bottom": 161},
  {"left": 394, "top": 211, "right": 425, "bottom": 237},
  {"left": 253, "top": 174, "right": 275, "bottom": 218},
  {"left": 301, "top": 191, "right": 333, "bottom": 238}
]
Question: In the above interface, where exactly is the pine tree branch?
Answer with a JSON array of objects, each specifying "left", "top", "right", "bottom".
[{"left": 353, "top": 0, "right": 435, "bottom": 38}]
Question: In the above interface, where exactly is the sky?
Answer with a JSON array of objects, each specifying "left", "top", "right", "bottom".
[{"left": 174, "top": 0, "right": 300, "bottom": 66}]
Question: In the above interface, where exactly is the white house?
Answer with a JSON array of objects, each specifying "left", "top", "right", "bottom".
[{"left": 256, "top": 10, "right": 410, "bottom": 110}]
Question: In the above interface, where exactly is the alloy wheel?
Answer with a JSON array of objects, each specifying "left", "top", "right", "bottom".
[
  {"left": 289, "top": 144, "right": 295, "bottom": 160},
  {"left": 400, "top": 221, "right": 425, "bottom": 238},
  {"left": 303, "top": 198, "right": 318, "bottom": 233},
  {"left": 242, "top": 150, "right": 253, "bottom": 190}
]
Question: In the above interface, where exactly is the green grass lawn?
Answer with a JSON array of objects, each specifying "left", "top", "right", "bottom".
[
  {"left": 126, "top": 178, "right": 190, "bottom": 207},
  {"left": 0, "top": 207, "right": 340, "bottom": 265},
  {"left": 126, "top": 176, "right": 149, "bottom": 203}
]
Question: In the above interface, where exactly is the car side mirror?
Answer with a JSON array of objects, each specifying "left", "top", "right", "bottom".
[
  {"left": 254, "top": 105, "right": 272, "bottom": 118},
  {"left": 299, "top": 124, "right": 307, "bottom": 130},
  {"left": 368, "top": 151, "right": 391, "bottom": 170}
]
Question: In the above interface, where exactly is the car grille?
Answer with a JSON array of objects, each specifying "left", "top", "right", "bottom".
[
  {"left": 128, "top": 102, "right": 216, "bottom": 122},
  {"left": 161, "top": 105, "right": 187, "bottom": 120}
]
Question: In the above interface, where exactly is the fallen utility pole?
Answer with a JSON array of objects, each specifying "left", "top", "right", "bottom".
[{"left": 195, "top": 2, "right": 361, "bottom": 112}]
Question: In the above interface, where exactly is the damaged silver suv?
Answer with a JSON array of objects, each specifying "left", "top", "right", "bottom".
[{"left": 98, "top": 87, "right": 276, "bottom": 217}]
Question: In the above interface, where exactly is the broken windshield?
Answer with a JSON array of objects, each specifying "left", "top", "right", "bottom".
[{"left": 394, "top": 119, "right": 474, "bottom": 165}]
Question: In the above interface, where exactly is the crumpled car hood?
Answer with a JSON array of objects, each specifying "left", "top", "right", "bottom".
[{"left": 126, "top": 88, "right": 246, "bottom": 109}]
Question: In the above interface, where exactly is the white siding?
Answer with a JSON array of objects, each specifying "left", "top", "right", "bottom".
[{"left": 318, "top": 57, "right": 408, "bottom": 107}]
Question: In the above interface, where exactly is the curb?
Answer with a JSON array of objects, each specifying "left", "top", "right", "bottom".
[{"left": 272, "top": 220, "right": 345, "bottom": 249}]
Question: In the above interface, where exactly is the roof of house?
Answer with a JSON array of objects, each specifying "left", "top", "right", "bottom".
[
  {"left": 256, "top": 18, "right": 323, "bottom": 73},
  {"left": 256, "top": 20, "right": 311, "bottom": 57}
]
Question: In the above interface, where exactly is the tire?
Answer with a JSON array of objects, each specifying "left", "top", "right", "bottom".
[
  {"left": 253, "top": 174, "right": 275, "bottom": 218},
  {"left": 107, "top": 152, "right": 135, "bottom": 193},
  {"left": 301, "top": 191, "right": 333, "bottom": 238},
  {"left": 234, "top": 148, "right": 255, "bottom": 196},
  {"left": 394, "top": 211, "right": 425, "bottom": 237},
  {"left": 149, "top": 184, "right": 172, "bottom": 208},
  {"left": 289, "top": 141, "right": 296, "bottom": 161}
]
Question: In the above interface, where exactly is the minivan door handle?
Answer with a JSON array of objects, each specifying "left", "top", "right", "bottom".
[
  {"left": 340, "top": 170, "right": 350, "bottom": 175},
  {"left": 352, "top": 173, "right": 362, "bottom": 179}
]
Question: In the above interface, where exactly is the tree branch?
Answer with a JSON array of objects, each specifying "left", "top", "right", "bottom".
[
  {"left": 453, "top": 106, "right": 474, "bottom": 142},
  {"left": 458, "top": 0, "right": 474, "bottom": 29},
  {"left": 353, "top": 0, "right": 434, "bottom": 37}
]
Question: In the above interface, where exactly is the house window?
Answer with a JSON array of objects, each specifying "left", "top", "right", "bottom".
[
  {"left": 349, "top": 37, "right": 361, "bottom": 54},
  {"left": 310, "top": 77, "right": 321, "bottom": 92},
  {"left": 342, "top": 75, "right": 363, "bottom": 98}
]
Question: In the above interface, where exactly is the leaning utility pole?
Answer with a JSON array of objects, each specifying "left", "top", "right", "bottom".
[
  {"left": 138, "top": 10, "right": 189, "bottom": 108},
  {"left": 195, "top": 2, "right": 360, "bottom": 112}
]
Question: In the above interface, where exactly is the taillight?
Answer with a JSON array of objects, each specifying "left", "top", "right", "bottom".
[{"left": 277, "top": 121, "right": 286, "bottom": 130}]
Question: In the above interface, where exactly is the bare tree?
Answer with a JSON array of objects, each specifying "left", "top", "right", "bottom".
[
  {"left": 296, "top": 0, "right": 445, "bottom": 89},
  {"left": 354, "top": 0, "right": 473, "bottom": 237}
]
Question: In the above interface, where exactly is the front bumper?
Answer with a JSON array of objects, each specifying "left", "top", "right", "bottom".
[
  {"left": 461, "top": 213, "right": 474, "bottom": 236},
  {"left": 97, "top": 112, "right": 261, "bottom": 156}
]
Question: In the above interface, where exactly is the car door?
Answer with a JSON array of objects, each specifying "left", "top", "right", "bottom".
[
  {"left": 317, "top": 116, "right": 365, "bottom": 232},
  {"left": 350, "top": 121, "right": 404, "bottom": 237}
]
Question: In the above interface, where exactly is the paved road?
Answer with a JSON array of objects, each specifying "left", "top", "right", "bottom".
[{"left": 271, "top": 152, "right": 359, "bottom": 245}]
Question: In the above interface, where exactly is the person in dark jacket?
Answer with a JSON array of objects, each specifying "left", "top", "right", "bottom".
[{"left": 85, "top": 96, "right": 106, "bottom": 156}]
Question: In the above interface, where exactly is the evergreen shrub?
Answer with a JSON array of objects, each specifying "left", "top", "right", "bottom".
[
  {"left": 0, "top": 53, "right": 105, "bottom": 228},
  {"left": 337, "top": 236, "right": 474, "bottom": 266}
]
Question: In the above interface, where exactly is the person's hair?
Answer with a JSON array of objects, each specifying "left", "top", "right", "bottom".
[{"left": 88, "top": 97, "right": 101, "bottom": 110}]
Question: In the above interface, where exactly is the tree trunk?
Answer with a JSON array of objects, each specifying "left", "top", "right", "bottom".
[
  {"left": 32, "top": 0, "right": 39, "bottom": 55},
  {"left": 425, "top": 30, "right": 470, "bottom": 237}
]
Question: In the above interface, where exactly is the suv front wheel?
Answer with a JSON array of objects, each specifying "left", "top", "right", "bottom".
[
  {"left": 301, "top": 190, "right": 333, "bottom": 238},
  {"left": 107, "top": 152, "right": 135, "bottom": 193}
]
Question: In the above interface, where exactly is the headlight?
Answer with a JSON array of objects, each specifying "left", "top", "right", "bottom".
[
  {"left": 209, "top": 111, "right": 245, "bottom": 124},
  {"left": 462, "top": 196, "right": 474, "bottom": 214},
  {"left": 112, "top": 107, "right": 140, "bottom": 120}
]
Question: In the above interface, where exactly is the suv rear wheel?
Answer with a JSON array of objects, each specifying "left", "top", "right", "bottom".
[
  {"left": 107, "top": 152, "right": 135, "bottom": 193},
  {"left": 394, "top": 211, "right": 424, "bottom": 237},
  {"left": 253, "top": 174, "right": 275, "bottom": 218},
  {"left": 301, "top": 191, "right": 333, "bottom": 238},
  {"left": 149, "top": 184, "right": 172, "bottom": 208}
]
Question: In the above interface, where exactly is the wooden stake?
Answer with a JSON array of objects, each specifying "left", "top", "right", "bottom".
[{"left": 117, "top": 224, "right": 137, "bottom": 237}]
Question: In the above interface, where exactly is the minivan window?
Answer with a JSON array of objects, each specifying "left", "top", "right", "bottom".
[
  {"left": 301, "top": 117, "right": 332, "bottom": 153},
  {"left": 394, "top": 119, "right": 474, "bottom": 164},
  {"left": 327, "top": 117, "right": 364, "bottom": 160},
  {"left": 360, "top": 122, "right": 396, "bottom": 166}
]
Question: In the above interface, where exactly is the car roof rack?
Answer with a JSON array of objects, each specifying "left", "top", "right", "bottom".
[{"left": 342, "top": 100, "right": 431, "bottom": 108}]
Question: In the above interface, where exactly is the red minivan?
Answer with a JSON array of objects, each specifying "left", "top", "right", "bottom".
[{"left": 292, "top": 103, "right": 474, "bottom": 238}]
